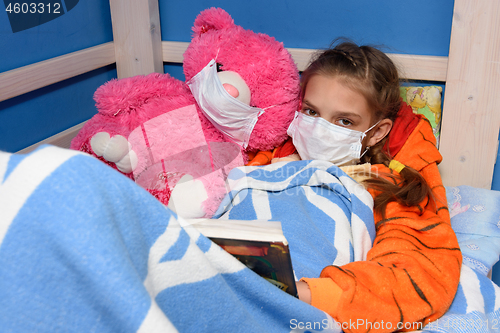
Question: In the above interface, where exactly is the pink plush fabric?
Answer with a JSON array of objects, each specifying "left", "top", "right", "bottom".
[{"left": 70, "top": 8, "right": 300, "bottom": 216}]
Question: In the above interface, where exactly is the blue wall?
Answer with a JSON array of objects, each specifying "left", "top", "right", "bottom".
[
  {"left": 0, "top": 0, "right": 116, "bottom": 152},
  {"left": 160, "top": 0, "right": 454, "bottom": 54},
  {"left": 1, "top": 0, "right": 499, "bottom": 189}
]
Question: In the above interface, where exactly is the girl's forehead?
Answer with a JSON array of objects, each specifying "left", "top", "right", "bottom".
[{"left": 305, "top": 76, "right": 372, "bottom": 114}]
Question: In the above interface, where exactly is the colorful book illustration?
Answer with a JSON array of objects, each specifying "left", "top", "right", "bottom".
[{"left": 187, "top": 219, "right": 298, "bottom": 298}]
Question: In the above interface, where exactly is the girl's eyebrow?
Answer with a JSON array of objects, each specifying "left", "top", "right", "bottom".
[
  {"left": 335, "top": 111, "right": 362, "bottom": 120},
  {"left": 302, "top": 99, "right": 316, "bottom": 110}
]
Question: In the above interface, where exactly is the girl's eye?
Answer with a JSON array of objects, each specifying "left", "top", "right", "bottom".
[
  {"left": 216, "top": 63, "right": 223, "bottom": 72},
  {"left": 338, "top": 119, "right": 353, "bottom": 126},
  {"left": 302, "top": 109, "right": 318, "bottom": 117}
]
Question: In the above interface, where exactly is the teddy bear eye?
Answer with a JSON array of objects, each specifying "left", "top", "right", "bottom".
[{"left": 216, "top": 63, "right": 223, "bottom": 72}]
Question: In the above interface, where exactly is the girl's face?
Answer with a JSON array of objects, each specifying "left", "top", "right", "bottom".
[{"left": 300, "top": 74, "right": 374, "bottom": 132}]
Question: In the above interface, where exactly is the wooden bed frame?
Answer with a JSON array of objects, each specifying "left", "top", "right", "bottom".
[{"left": 1, "top": 0, "right": 499, "bottom": 189}]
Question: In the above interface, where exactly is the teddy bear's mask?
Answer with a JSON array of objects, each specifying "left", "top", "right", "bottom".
[{"left": 188, "top": 59, "right": 265, "bottom": 148}]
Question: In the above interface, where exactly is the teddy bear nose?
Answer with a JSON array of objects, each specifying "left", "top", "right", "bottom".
[
  {"left": 223, "top": 83, "right": 239, "bottom": 98},
  {"left": 217, "top": 70, "right": 251, "bottom": 105}
]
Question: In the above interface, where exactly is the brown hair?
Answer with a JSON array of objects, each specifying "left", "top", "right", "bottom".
[{"left": 301, "top": 39, "right": 433, "bottom": 216}]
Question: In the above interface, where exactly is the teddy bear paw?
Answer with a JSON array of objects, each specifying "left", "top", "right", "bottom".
[
  {"left": 90, "top": 132, "right": 138, "bottom": 174},
  {"left": 167, "top": 174, "right": 209, "bottom": 219}
]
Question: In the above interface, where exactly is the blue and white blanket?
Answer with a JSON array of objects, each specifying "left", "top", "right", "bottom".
[{"left": 1, "top": 145, "right": 500, "bottom": 332}]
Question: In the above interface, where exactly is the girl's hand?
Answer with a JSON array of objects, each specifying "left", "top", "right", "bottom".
[
  {"left": 271, "top": 154, "right": 301, "bottom": 164},
  {"left": 296, "top": 281, "right": 312, "bottom": 304}
]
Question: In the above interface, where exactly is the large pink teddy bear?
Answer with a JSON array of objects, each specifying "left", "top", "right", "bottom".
[{"left": 71, "top": 8, "right": 300, "bottom": 218}]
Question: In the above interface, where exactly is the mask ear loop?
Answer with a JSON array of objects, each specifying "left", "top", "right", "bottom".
[
  {"left": 363, "top": 120, "right": 381, "bottom": 135},
  {"left": 214, "top": 47, "right": 221, "bottom": 62},
  {"left": 359, "top": 120, "right": 380, "bottom": 159},
  {"left": 359, "top": 146, "right": 370, "bottom": 158}
]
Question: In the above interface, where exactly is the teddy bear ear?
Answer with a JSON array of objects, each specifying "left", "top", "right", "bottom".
[{"left": 192, "top": 7, "right": 235, "bottom": 36}]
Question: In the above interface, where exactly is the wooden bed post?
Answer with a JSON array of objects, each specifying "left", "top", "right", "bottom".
[
  {"left": 109, "top": 0, "right": 163, "bottom": 78},
  {"left": 439, "top": 0, "right": 500, "bottom": 189}
]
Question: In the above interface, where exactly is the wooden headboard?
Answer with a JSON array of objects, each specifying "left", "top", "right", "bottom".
[{"left": 0, "top": 0, "right": 498, "bottom": 189}]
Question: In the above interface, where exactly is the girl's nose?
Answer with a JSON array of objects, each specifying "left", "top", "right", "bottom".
[{"left": 223, "top": 83, "right": 239, "bottom": 98}]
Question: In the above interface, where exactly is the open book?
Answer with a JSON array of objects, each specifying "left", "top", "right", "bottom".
[{"left": 186, "top": 219, "right": 298, "bottom": 297}]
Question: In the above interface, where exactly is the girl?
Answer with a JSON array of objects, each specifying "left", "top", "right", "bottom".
[{"left": 270, "top": 41, "right": 462, "bottom": 331}]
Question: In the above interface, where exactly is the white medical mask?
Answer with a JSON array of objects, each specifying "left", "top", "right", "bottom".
[
  {"left": 287, "top": 111, "right": 379, "bottom": 166},
  {"left": 187, "top": 59, "right": 265, "bottom": 148}
]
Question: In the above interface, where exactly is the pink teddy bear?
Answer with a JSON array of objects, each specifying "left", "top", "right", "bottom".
[{"left": 71, "top": 8, "right": 300, "bottom": 218}]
